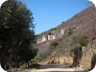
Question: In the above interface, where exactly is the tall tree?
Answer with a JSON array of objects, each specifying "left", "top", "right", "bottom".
[{"left": 0, "top": 0, "right": 37, "bottom": 70}]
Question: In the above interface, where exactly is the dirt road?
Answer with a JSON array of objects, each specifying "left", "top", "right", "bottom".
[
  {"left": 15, "top": 64, "right": 85, "bottom": 72},
  {"left": 30, "top": 67, "right": 84, "bottom": 72}
]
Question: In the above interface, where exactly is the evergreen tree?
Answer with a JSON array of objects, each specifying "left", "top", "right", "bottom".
[{"left": 0, "top": 0, "right": 37, "bottom": 69}]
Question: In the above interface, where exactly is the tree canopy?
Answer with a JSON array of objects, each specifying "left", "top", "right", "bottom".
[{"left": 0, "top": 0, "right": 37, "bottom": 70}]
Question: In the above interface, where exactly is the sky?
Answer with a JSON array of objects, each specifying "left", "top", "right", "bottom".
[{"left": 19, "top": 0, "right": 92, "bottom": 34}]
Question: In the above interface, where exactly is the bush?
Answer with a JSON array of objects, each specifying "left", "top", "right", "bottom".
[
  {"left": 67, "top": 29, "right": 73, "bottom": 36},
  {"left": 79, "top": 36, "right": 88, "bottom": 47},
  {"left": 51, "top": 42, "right": 58, "bottom": 50},
  {"left": 34, "top": 55, "right": 43, "bottom": 63}
]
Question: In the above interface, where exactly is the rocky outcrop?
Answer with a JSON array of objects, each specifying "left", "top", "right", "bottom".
[
  {"left": 37, "top": 28, "right": 65, "bottom": 44},
  {"left": 40, "top": 56, "right": 73, "bottom": 65},
  {"left": 79, "top": 43, "right": 96, "bottom": 70},
  {"left": 40, "top": 45, "right": 96, "bottom": 71},
  {"left": 79, "top": 49, "right": 94, "bottom": 70},
  {"left": 37, "top": 25, "right": 78, "bottom": 44}
]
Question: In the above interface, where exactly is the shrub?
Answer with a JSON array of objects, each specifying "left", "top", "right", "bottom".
[
  {"left": 50, "top": 28, "right": 57, "bottom": 32},
  {"left": 34, "top": 55, "right": 43, "bottom": 63},
  {"left": 79, "top": 36, "right": 88, "bottom": 47},
  {"left": 51, "top": 42, "right": 58, "bottom": 50},
  {"left": 67, "top": 29, "right": 73, "bottom": 36}
]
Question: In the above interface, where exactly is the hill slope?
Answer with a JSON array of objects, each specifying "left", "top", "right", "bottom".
[{"left": 35, "top": 6, "right": 96, "bottom": 71}]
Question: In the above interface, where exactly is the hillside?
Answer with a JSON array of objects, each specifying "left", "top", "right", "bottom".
[{"left": 34, "top": 6, "right": 96, "bottom": 71}]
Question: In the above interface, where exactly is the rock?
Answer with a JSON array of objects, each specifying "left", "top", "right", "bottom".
[
  {"left": 79, "top": 48, "right": 95, "bottom": 70},
  {"left": 37, "top": 28, "right": 65, "bottom": 44},
  {"left": 41, "top": 56, "right": 73, "bottom": 65}
]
